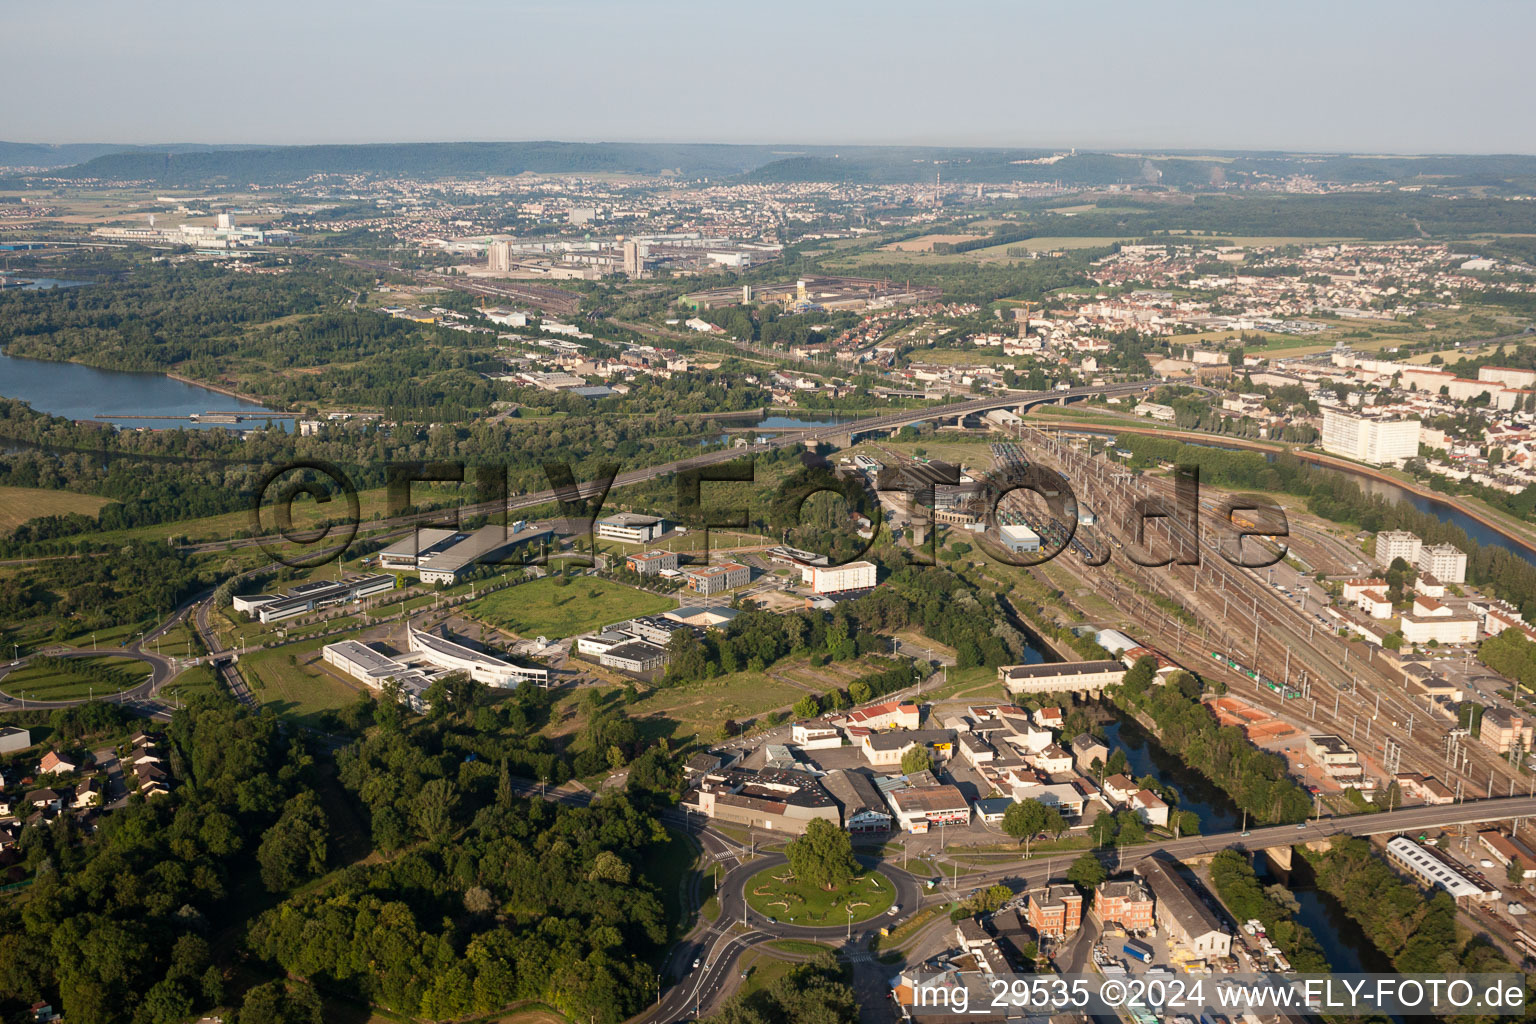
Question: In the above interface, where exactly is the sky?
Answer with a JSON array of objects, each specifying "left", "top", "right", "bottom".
[{"left": 4, "top": 0, "right": 1533, "bottom": 154}]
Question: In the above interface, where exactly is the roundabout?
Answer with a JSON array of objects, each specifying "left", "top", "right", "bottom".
[{"left": 743, "top": 862, "right": 895, "bottom": 927}]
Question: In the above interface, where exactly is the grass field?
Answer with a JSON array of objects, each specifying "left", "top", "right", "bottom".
[
  {"left": 0, "top": 485, "right": 112, "bottom": 534},
  {"left": 464, "top": 576, "right": 675, "bottom": 639},
  {"left": 159, "top": 664, "right": 220, "bottom": 706},
  {"left": 743, "top": 864, "right": 894, "bottom": 926},
  {"left": 0, "top": 656, "right": 148, "bottom": 702},
  {"left": 240, "top": 636, "right": 362, "bottom": 727}
]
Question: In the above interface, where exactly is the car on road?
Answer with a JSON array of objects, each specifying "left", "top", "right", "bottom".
[
  {"left": 888, "top": 905, "right": 901, "bottom": 915},
  {"left": 692, "top": 958, "right": 700, "bottom": 969}
]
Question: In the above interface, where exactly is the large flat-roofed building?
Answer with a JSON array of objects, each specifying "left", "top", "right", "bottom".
[
  {"left": 255, "top": 574, "right": 397, "bottom": 624},
  {"left": 417, "top": 525, "right": 553, "bottom": 584},
  {"left": 597, "top": 640, "right": 669, "bottom": 674},
  {"left": 594, "top": 513, "right": 666, "bottom": 543},
  {"left": 885, "top": 783, "right": 970, "bottom": 832},
  {"left": 321, "top": 641, "right": 433, "bottom": 711},
  {"left": 1137, "top": 856, "right": 1232, "bottom": 959},
  {"left": 1026, "top": 884, "right": 1084, "bottom": 938},
  {"left": 1386, "top": 836, "right": 1497, "bottom": 902},
  {"left": 999, "top": 523, "right": 1041, "bottom": 554},
  {"left": 682, "top": 562, "right": 750, "bottom": 596},
  {"left": 1400, "top": 613, "right": 1478, "bottom": 646},
  {"left": 407, "top": 628, "right": 548, "bottom": 687},
  {"left": 0, "top": 726, "right": 32, "bottom": 754},
  {"left": 1417, "top": 543, "right": 1468, "bottom": 585},
  {"left": 625, "top": 549, "right": 678, "bottom": 576},
  {"left": 1321, "top": 408, "right": 1420, "bottom": 466},
  {"left": 820, "top": 768, "right": 893, "bottom": 833},
  {"left": 379, "top": 528, "right": 463, "bottom": 571},
  {"left": 1096, "top": 878, "right": 1156, "bottom": 931},
  {"left": 685, "top": 767, "right": 840, "bottom": 834},
  {"left": 999, "top": 660, "right": 1125, "bottom": 696},
  {"left": 801, "top": 560, "right": 877, "bottom": 594}
]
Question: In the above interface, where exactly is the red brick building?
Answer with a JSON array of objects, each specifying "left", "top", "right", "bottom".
[
  {"left": 1026, "top": 884, "right": 1083, "bottom": 938},
  {"left": 1096, "top": 878, "right": 1155, "bottom": 931}
]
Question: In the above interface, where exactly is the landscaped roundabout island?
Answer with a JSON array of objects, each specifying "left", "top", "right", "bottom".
[{"left": 743, "top": 863, "right": 895, "bottom": 926}]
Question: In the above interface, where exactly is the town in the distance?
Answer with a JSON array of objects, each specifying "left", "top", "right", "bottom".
[{"left": 2, "top": 139, "right": 1536, "bottom": 1024}]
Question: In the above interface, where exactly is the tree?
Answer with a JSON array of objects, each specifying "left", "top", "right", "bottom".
[
  {"left": 256, "top": 792, "right": 330, "bottom": 892},
  {"left": 1509, "top": 860, "right": 1527, "bottom": 886},
  {"left": 1066, "top": 851, "right": 1105, "bottom": 893},
  {"left": 784, "top": 818, "right": 858, "bottom": 891},
  {"left": 1002, "top": 799, "right": 1049, "bottom": 854},
  {"left": 414, "top": 777, "right": 459, "bottom": 840},
  {"left": 235, "top": 979, "right": 324, "bottom": 1024},
  {"left": 793, "top": 694, "right": 821, "bottom": 720},
  {"left": 900, "top": 746, "right": 933, "bottom": 775}
]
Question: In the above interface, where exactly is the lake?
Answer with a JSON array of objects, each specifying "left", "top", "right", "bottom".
[{"left": 0, "top": 347, "right": 288, "bottom": 431}]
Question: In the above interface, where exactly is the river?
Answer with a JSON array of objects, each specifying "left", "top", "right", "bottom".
[
  {"left": 1103, "top": 710, "right": 1390, "bottom": 971},
  {"left": 0, "top": 347, "right": 288, "bottom": 431}
]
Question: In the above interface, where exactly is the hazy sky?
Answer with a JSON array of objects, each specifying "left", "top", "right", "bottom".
[{"left": 5, "top": 0, "right": 1533, "bottom": 153}]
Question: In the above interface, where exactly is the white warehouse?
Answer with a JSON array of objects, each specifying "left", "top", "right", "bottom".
[{"left": 801, "top": 561, "right": 877, "bottom": 594}]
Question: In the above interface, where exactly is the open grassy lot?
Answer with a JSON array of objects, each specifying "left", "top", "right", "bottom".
[
  {"left": 743, "top": 864, "right": 894, "bottom": 926},
  {"left": 159, "top": 664, "right": 220, "bottom": 706},
  {"left": 0, "top": 656, "right": 148, "bottom": 701},
  {"left": 240, "top": 636, "right": 362, "bottom": 727},
  {"left": 463, "top": 576, "right": 674, "bottom": 639},
  {"left": 0, "top": 485, "right": 112, "bottom": 535}
]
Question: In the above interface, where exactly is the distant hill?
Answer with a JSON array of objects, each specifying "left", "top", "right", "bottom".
[
  {"left": 14, "top": 140, "right": 1536, "bottom": 190},
  {"left": 0, "top": 141, "right": 237, "bottom": 169}
]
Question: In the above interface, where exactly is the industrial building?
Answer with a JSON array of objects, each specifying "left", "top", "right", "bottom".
[
  {"left": 999, "top": 523, "right": 1041, "bottom": 554},
  {"left": 240, "top": 574, "right": 397, "bottom": 625},
  {"left": 1137, "top": 856, "right": 1233, "bottom": 958},
  {"left": 998, "top": 660, "right": 1126, "bottom": 696},
  {"left": 379, "top": 525, "right": 552, "bottom": 583},
  {"left": 597, "top": 640, "right": 669, "bottom": 675},
  {"left": 594, "top": 513, "right": 666, "bottom": 543},
  {"left": 801, "top": 560, "right": 877, "bottom": 594},
  {"left": 1385, "top": 836, "right": 1497, "bottom": 902}
]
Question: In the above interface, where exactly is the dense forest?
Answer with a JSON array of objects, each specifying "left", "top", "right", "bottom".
[{"left": 0, "top": 698, "right": 314, "bottom": 1024}]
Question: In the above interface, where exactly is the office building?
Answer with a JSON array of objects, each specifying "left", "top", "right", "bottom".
[
  {"left": 1321, "top": 409, "right": 1421, "bottom": 466},
  {"left": 597, "top": 640, "right": 669, "bottom": 675},
  {"left": 682, "top": 562, "right": 750, "bottom": 596},
  {"left": 247, "top": 574, "right": 397, "bottom": 625},
  {"left": 625, "top": 549, "right": 679, "bottom": 576},
  {"left": 594, "top": 513, "right": 666, "bottom": 543}
]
